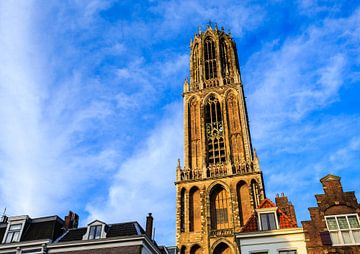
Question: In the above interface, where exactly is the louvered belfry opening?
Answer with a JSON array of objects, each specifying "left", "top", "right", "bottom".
[
  {"left": 205, "top": 95, "right": 225, "bottom": 165},
  {"left": 204, "top": 37, "right": 217, "bottom": 80}
]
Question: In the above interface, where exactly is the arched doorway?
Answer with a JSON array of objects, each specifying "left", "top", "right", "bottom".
[
  {"left": 190, "top": 244, "right": 202, "bottom": 254},
  {"left": 213, "top": 242, "right": 232, "bottom": 254}
]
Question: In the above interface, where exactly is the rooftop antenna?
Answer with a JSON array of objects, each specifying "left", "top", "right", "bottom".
[
  {"left": 1, "top": 208, "right": 7, "bottom": 223},
  {"left": 152, "top": 227, "right": 156, "bottom": 240}
]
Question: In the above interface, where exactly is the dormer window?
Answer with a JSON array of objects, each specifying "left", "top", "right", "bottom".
[
  {"left": 5, "top": 224, "right": 22, "bottom": 243},
  {"left": 260, "top": 213, "right": 277, "bottom": 231},
  {"left": 83, "top": 220, "right": 107, "bottom": 240},
  {"left": 2, "top": 215, "right": 28, "bottom": 244},
  {"left": 256, "top": 207, "right": 279, "bottom": 231},
  {"left": 88, "top": 225, "right": 102, "bottom": 240}
]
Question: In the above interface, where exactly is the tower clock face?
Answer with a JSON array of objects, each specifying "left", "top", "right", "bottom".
[{"left": 206, "top": 121, "right": 224, "bottom": 139}]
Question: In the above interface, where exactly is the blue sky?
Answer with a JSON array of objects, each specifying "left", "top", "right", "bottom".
[{"left": 0, "top": 0, "right": 359, "bottom": 246}]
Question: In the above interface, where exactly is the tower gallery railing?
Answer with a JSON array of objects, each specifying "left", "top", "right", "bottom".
[{"left": 178, "top": 160, "right": 258, "bottom": 181}]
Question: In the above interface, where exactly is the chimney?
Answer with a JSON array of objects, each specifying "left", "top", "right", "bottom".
[
  {"left": 64, "top": 211, "right": 79, "bottom": 229},
  {"left": 275, "top": 193, "right": 297, "bottom": 226},
  {"left": 146, "top": 213, "right": 153, "bottom": 239}
]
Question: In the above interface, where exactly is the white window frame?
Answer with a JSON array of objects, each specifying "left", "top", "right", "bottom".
[
  {"left": 256, "top": 207, "right": 279, "bottom": 231},
  {"left": 325, "top": 213, "right": 360, "bottom": 246},
  {"left": 82, "top": 220, "right": 107, "bottom": 240},
  {"left": 2, "top": 215, "right": 28, "bottom": 244}
]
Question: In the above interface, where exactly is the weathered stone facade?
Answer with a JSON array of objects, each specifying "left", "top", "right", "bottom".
[
  {"left": 175, "top": 25, "right": 265, "bottom": 254},
  {"left": 301, "top": 175, "right": 360, "bottom": 254}
]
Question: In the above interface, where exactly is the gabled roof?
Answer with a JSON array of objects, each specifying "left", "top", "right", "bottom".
[
  {"left": 320, "top": 174, "right": 341, "bottom": 183},
  {"left": 241, "top": 198, "right": 298, "bottom": 232}
]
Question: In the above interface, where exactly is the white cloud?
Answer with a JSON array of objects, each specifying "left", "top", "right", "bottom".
[
  {"left": 86, "top": 102, "right": 183, "bottom": 244},
  {"left": 151, "top": 0, "right": 265, "bottom": 38},
  {"left": 0, "top": 1, "right": 119, "bottom": 216},
  {"left": 245, "top": 8, "right": 359, "bottom": 144}
]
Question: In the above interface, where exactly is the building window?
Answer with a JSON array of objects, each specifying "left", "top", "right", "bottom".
[
  {"left": 5, "top": 224, "right": 22, "bottom": 243},
  {"left": 205, "top": 96, "right": 225, "bottom": 165},
  {"left": 260, "top": 212, "right": 277, "bottom": 231},
  {"left": 180, "top": 188, "right": 185, "bottom": 232},
  {"left": 210, "top": 185, "right": 229, "bottom": 230},
  {"left": 325, "top": 214, "right": 360, "bottom": 245},
  {"left": 88, "top": 225, "right": 102, "bottom": 240},
  {"left": 204, "top": 37, "right": 217, "bottom": 80},
  {"left": 278, "top": 251, "right": 297, "bottom": 254}
]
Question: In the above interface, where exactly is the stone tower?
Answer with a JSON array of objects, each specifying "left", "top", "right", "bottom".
[{"left": 175, "top": 25, "right": 266, "bottom": 254}]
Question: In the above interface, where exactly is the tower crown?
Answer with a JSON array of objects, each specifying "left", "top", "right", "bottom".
[{"left": 187, "top": 26, "right": 240, "bottom": 92}]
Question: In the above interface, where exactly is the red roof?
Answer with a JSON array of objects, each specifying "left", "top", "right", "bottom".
[{"left": 241, "top": 198, "right": 297, "bottom": 232}]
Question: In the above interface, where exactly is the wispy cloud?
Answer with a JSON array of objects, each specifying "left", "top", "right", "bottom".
[
  {"left": 86, "top": 102, "right": 183, "bottom": 243},
  {"left": 0, "top": 0, "right": 359, "bottom": 247}
]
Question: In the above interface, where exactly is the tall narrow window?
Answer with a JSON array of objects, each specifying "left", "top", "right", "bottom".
[
  {"left": 192, "top": 44, "right": 200, "bottom": 88},
  {"left": 210, "top": 185, "right": 229, "bottom": 230},
  {"left": 251, "top": 180, "right": 260, "bottom": 209},
  {"left": 237, "top": 181, "right": 251, "bottom": 226},
  {"left": 189, "top": 98, "right": 200, "bottom": 169},
  {"left": 205, "top": 96, "right": 225, "bottom": 165},
  {"left": 220, "top": 39, "right": 231, "bottom": 81},
  {"left": 189, "top": 187, "right": 201, "bottom": 232},
  {"left": 204, "top": 38, "right": 217, "bottom": 80},
  {"left": 227, "top": 93, "right": 244, "bottom": 164},
  {"left": 180, "top": 188, "right": 185, "bottom": 232}
]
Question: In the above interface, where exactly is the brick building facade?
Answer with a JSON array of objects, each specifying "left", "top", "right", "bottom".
[{"left": 302, "top": 174, "right": 360, "bottom": 253}]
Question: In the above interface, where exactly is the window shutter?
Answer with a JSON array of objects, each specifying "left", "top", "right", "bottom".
[{"left": 320, "top": 231, "right": 332, "bottom": 245}]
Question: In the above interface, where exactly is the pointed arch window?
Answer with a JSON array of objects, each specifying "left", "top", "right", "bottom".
[
  {"left": 189, "top": 187, "right": 201, "bottom": 232},
  {"left": 210, "top": 185, "right": 229, "bottom": 230},
  {"left": 204, "top": 37, "right": 217, "bottom": 80},
  {"left": 251, "top": 180, "right": 260, "bottom": 210},
  {"left": 180, "top": 188, "right": 185, "bottom": 232},
  {"left": 205, "top": 96, "right": 225, "bottom": 165},
  {"left": 220, "top": 39, "right": 231, "bottom": 80},
  {"left": 192, "top": 44, "right": 200, "bottom": 88}
]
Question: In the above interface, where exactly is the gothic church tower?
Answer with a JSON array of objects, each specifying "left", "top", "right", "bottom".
[{"left": 175, "top": 25, "right": 265, "bottom": 254}]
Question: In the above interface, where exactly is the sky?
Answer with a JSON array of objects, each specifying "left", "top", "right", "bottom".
[{"left": 0, "top": 0, "right": 359, "bottom": 246}]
